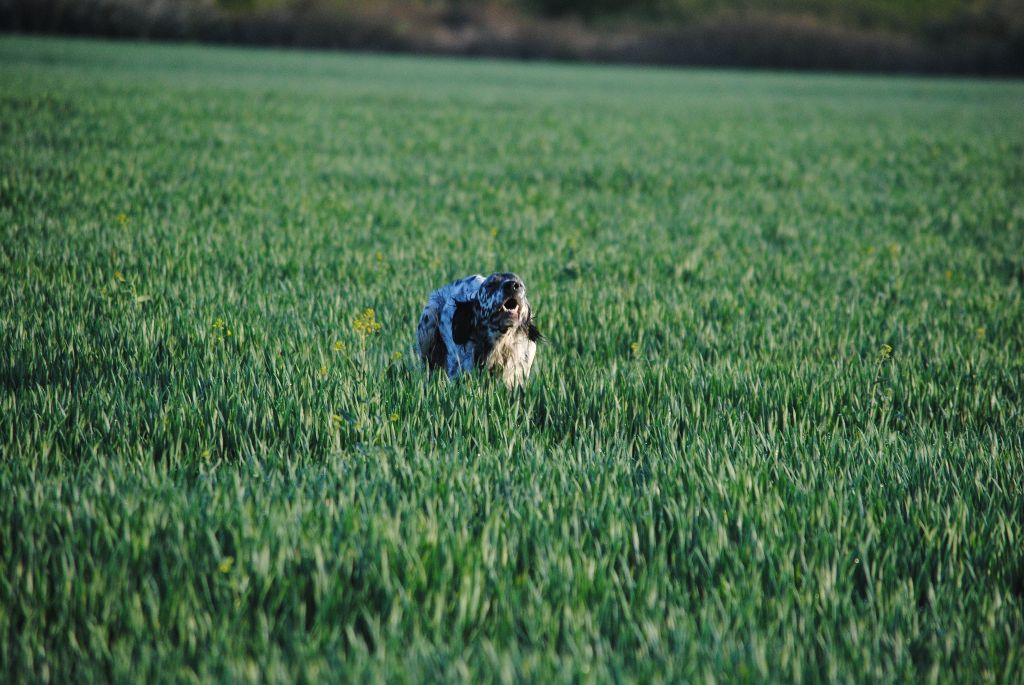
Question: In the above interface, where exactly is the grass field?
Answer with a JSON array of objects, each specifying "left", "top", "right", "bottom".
[{"left": 2, "top": 36, "right": 1023, "bottom": 683}]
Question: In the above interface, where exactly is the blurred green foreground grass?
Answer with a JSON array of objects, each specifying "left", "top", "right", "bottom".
[{"left": 1, "top": 36, "right": 1023, "bottom": 683}]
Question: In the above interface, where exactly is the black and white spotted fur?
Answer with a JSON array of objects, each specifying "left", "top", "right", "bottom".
[{"left": 417, "top": 272, "right": 540, "bottom": 387}]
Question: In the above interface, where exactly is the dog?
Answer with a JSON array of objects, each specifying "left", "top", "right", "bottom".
[{"left": 417, "top": 272, "right": 540, "bottom": 387}]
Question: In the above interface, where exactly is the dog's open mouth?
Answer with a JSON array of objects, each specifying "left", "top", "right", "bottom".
[{"left": 501, "top": 297, "right": 519, "bottom": 313}]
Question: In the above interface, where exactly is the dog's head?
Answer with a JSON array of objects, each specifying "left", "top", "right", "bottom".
[{"left": 452, "top": 272, "right": 540, "bottom": 346}]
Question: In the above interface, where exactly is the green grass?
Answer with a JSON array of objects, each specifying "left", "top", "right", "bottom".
[{"left": 2, "top": 35, "right": 1023, "bottom": 683}]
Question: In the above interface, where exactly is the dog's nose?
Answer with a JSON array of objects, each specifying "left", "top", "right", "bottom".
[{"left": 504, "top": 280, "right": 522, "bottom": 294}]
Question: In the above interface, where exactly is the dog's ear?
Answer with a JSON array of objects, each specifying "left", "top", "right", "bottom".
[
  {"left": 451, "top": 300, "right": 477, "bottom": 345},
  {"left": 527, "top": 320, "right": 542, "bottom": 342}
]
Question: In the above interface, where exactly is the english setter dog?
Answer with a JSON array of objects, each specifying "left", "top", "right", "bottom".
[{"left": 417, "top": 272, "right": 540, "bottom": 387}]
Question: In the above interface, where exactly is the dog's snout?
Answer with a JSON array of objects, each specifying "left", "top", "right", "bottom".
[{"left": 504, "top": 280, "right": 522, "bottom": 294}]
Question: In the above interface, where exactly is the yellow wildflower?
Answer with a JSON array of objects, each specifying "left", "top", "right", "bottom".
[{"left": 353, "top": 308, "right": 382, "bottom": 336}]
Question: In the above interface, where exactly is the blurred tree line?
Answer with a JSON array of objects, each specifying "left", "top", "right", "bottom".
[{"left": 2, "top": 0, "right": 1022, "bottom": 74}]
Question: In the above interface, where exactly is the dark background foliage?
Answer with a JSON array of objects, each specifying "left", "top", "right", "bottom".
[{"left": 2, "top": 0, "right": 1022, "bottom": 74}]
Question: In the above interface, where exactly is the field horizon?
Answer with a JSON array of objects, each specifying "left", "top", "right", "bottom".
[{"left": 2, "top": 35, "right": 1023, "bottom": 683}]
